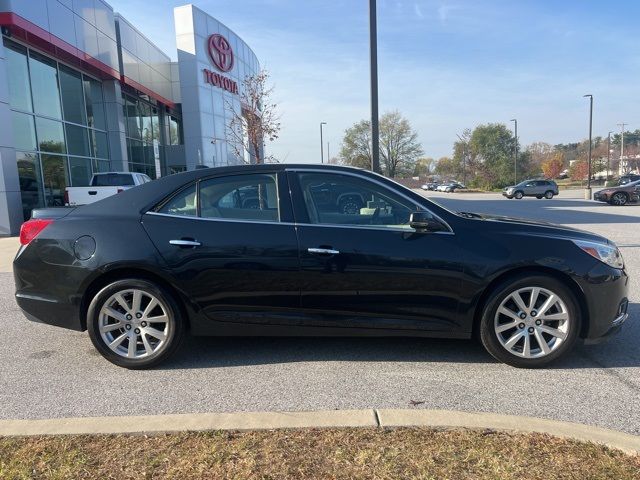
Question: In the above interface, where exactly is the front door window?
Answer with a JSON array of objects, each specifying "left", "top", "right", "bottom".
[{"left": 297, "top": 172, "right": 416, "bottom": 228}]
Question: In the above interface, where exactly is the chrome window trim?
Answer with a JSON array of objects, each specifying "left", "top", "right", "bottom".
[
  {"left": 286, "top": 167, "right": 454, "bottom": 234},
  {"left": 145, "top": 211, "right": 454, "bottom": 235}
]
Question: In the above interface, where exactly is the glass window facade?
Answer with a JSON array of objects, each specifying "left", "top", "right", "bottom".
[
  {"left": 4, "top": 39, "right": 110, "bottom": 219},
  {"left": 123, "top": 93, "right": 183, "bottom": 178}
]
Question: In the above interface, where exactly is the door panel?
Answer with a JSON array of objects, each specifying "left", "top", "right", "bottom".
[
  {"left": 296, "top": 226, "right": 465, "bottom": 331},
  {"left": 141, "top": 171, "right": 300, "bottom": 328},
  {"left": 290, "top": 170, "right": 465, "bottom": 332}
]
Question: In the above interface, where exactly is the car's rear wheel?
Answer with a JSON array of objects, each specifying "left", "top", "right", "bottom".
[
  {"left": 544, "top": 190, "right": 554, "bottom": 199},
  {"left": 536, "top": 195, "right": 543, "bottom": 199},
  {"left": 479, "top": 275, "right": 580, "bottom": 368},
  {"left": 87, "top": 279, "right": 185, "bottom": 369},
  {"left": 514, "top": 191, "right": 524, "bottom": 199},
  {"left": 609, "top": 192, "right": 628, "bottom": 206}
]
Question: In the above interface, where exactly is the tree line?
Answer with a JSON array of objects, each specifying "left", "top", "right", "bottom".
[{"left": 337, "top": 112, "right": 640, "bottom": 189}]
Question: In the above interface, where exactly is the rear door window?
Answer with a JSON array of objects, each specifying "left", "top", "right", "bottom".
[
  {"left": 199, "top": 174, "right": 279, "bottom": 222},
  {"left": 157, "top": 184, "right": 197, "bottom": 217}
]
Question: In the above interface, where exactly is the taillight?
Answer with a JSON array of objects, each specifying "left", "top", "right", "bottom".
[{"left": 19, "top": 219, "right": 53, "bottom": 246}]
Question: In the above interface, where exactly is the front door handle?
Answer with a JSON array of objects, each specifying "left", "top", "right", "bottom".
[
  {"left": 308, "top": 247, "right": 340, "bottom": 255},
  {"left": 170, "top": 239, "right": 201, "bottom": 247}
]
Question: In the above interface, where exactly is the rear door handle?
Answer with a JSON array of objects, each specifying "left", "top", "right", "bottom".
[
  {"left": 170, "top": 239, "right": 201, "bottom": 247},
  {"left": 308, "top": 247, "right": 340, "bottom": 255}
]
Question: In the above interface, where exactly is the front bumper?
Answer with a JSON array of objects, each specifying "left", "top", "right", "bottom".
[
  {"left": 580, "top": 261, "right": 630, "bottom": 341},
  {"left": 583, "top": 310, "right": 628, "bottom": 345},
  {"left": 593, "top": 192, "right": 609, "bottom": 202}
]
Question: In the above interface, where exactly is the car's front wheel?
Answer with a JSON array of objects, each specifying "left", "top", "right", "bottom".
[
  {"left": 87, "top": 279, "right": 185, "bottom": 369},
  {"left": 479, "top": 275, "right": 580, "bottom": 368},
  {"left": 609, "top": 192, "right": 628, "bottom": 206}
]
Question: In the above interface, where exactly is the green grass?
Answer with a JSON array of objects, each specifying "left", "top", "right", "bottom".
[{"left": 1, "top": 428, "right": 638, "bottom": 479}]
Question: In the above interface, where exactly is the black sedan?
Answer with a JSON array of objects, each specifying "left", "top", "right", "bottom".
[{"left": 14, "top": 164, "right": 629, "bottom": 369}]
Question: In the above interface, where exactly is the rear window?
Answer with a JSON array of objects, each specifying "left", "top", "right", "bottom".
[{"left": 92, "top": 174, "right": 135, "bottom": 186}]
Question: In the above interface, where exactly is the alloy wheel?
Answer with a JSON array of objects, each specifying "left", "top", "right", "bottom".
[
  {"left": 494, "top": 286, "right": 570, "bottom": 359},
  {"left": 98, "top": 288, "right": 172, "bottom": 359},
  {"left": 612, "top": 192, "right": 627, "bottom": 206},
  {"left": 514, "top": 191, "right": 524, "bottom": 199},
  {"left": 544, "top": 191, "right": 554, "bottom": 199}
]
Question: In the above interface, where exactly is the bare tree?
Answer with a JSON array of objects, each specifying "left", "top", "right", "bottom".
[
  {"left": 339, "top": 111, "right": 423, "bottom": 177},
  {"left": 226, "top": 70, "right": 280, "bottom": 164}
]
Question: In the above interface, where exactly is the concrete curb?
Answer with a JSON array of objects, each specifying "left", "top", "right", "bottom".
[{"left": 1, "top": 409, "right": 638, "bottom": 455}]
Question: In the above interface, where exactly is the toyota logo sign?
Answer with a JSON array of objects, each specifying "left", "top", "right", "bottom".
[{"left": 207, "top": 34, "right": 234, "bottom": 72}]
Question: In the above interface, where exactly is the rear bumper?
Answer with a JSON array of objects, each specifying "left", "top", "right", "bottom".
[
  {"left": 13, "top": 244, "right": 85, "bottom": 331},
  {"left": 15, "top": 291, "right": 83, "bottom": 331}
]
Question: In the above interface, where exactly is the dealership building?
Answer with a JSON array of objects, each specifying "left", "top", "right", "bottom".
[{"left": 0, "top": 1, "right": 260, "bottom": 234}]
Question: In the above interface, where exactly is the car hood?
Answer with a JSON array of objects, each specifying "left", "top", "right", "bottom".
[{"left": 457, "top": 211, "right": 610, "bottom": 243}]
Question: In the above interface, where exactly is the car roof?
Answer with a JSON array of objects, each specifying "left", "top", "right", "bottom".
[{"left": 70, "top": 164, "right": 385, "bottom": 218}]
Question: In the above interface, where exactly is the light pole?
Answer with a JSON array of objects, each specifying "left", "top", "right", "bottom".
[
  {"left": 617, "top": 122, "right": 627, "bottom": 174},
  {"left": 369, "top": 0, "right": 381, "bottom": 173},
  {"left": 510, "top": 119, "right": 518, "bottom": 184},
  {"left": 319, "top": 122, "right": 326, "bottom": 164},
  {"left": 327, "top": 142, "right": 330, "bottom": 164},
  {"left": 607, "top": 131, "right": 613, "bottom": 183},
  {"left": 583, "top": 94, "right": 593, "bottom": 199},
  {"left": 456, "top": 133, "right": 467, "bottom": 185}
]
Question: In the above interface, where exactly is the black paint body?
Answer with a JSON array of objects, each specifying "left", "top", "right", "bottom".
[{"left": 14, "top": 165, "right": 629, "bottom": 343}]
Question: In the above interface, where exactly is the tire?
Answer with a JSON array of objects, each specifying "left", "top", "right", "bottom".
[
  {"left": 609, "top": 192, "right": 628, "bottom": 206},
  {"left": 514, "top": 191, "right": 524, "bottom": 199},
  {"left": 87, "top": 279, "right": 185, "bottom": 369},
  {"left": 536, "top": 196, "right": 543, "bottom": 199},
  {"left": 479, "top": 274, "right": 580, "bottom": 368},
  {"left": 544, "top": 191, "right": 554, "bottom": 199}
]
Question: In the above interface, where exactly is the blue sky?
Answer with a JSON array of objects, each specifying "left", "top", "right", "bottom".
[{"left": 108, "top": 0, "right": 640, "bottom": 162}]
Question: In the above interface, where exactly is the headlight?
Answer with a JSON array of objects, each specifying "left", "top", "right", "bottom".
[{"left": 573, "top": 240, "right": 624, "bottom": 269}]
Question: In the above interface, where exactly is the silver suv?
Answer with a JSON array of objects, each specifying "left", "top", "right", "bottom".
[{"left": 503, "top": 179, "right": 559, "bottom": 199}]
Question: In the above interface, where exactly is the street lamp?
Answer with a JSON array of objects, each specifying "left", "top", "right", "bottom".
[
  {"left": 607, "top": 130, "right": 613, "bottom": 183},
  {"left": 320, "top": 122, "right": 327, "bottom": 164},
  {"left": 617, "top": 122, "right": 627, "bottom": 174},
  {"left": 510, "top": 119, "right": 518, "bottom": 184},
  {"left": 456, "top": 133, "right": 467, "bottom": 185},
  {"left": 583, "top": 94, "right": 593, "bottom": 199},
  {"left": 369, "top": 0, "right": 381, "bottom": 173}
]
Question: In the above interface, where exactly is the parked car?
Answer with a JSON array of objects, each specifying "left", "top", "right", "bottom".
[
  {"left": 437, "top": 182, "right": 465, "bottom": 193},
  {"left": 618, "top": 174, "right": 640, "bottom": 186},
  {"left": 420, "top": 182, "right": 438, "bottom": 191},
  {"left": 594, "top": 179, "right": 640, "bottom": 206},
  {"left": 65, "top": 172, "right": 152, "bottom": 206},
  {"left": 503, "top": 180, "right": 559, "bottom": 199},
  {"left": 15, "top": 164, "right": 628, "bottom": 369}
]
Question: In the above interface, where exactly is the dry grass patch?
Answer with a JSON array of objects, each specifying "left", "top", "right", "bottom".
[{"left": 1, "top": 427, "right": 639, "bottom": 479}]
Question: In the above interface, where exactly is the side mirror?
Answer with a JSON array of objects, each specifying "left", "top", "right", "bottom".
[{"left": 409, "top": 211, "right": 446, "bottom": 233}]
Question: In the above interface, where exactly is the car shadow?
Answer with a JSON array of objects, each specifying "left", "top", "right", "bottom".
[
  {"left": 429, "top": 197, "right": 640, "bottom": 225},
  {"left": 160, "top": 303, "right": 639, "bottom": 371}
]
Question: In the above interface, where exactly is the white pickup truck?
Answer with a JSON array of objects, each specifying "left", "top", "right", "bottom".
[{"left": 64, "top": 172, "right": 152, "bottom": 206}]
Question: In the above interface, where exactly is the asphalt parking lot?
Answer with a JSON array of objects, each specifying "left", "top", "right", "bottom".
[{"left": 0, "top": 190, "right": 638, "bottom": 434}]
